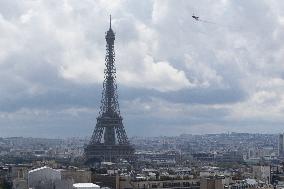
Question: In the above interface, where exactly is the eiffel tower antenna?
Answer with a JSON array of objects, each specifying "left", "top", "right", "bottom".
[{"left": 110, "top": 14, "right": 112, "bottom": 29}]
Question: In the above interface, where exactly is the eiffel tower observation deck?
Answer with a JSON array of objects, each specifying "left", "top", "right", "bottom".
[{"left": 84, "top": 16, "right": 135, "bottom": 164}]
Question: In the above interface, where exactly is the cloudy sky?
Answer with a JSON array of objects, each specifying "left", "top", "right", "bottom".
[{"left": 0, "top": 0, "right": 284, "bottom": 138}]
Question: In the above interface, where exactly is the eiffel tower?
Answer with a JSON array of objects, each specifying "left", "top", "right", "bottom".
[{"left": 84, "top": 16, "right": 134, "bottom": 164}]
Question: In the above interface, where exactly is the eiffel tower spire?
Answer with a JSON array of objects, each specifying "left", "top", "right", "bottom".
[
  {"left": 100, "top": 14, "right": 120, "bottom": 118},
  {"left": 85, "top": 17, "right": 134, "bottom": 164}
]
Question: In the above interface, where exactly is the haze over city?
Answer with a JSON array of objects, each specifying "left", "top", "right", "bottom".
[{"left": 0, "top": 0, "right": 284, "bottom": 137}]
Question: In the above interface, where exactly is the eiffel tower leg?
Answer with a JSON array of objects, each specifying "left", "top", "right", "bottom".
[
  {"left": 115, "top": 126, "right": 129, "bottom": 144},
  {"left": 91, "top": 126, "right": 104, "bottom": 144}
]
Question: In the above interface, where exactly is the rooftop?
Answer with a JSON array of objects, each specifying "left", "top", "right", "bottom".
[{"left": 73, "top": 183, "right": 100, "bottom": 188}]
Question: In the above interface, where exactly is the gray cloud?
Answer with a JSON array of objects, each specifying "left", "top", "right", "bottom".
[{"left": 0, "top": 0, "right": 284, "bottom": 137}]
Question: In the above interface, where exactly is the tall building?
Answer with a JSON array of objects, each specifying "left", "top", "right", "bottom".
[
  {"left": 252, "top": 165, "right": 271, "bottom": 184},
  {"left": 200, "top": 176, "right": 224, "bottom": 189},
  {"left": 279, "top": 133, "right": 284, "bottom": 157},
  {"left": 84, "top": 17, "right": 134, "bottom": 164}
]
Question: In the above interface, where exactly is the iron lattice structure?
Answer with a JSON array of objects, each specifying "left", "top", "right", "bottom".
[{"left": 85, "top": 17, "right": 134, "bottom": 164}]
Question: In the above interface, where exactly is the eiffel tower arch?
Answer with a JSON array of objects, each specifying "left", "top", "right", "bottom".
[{"left": 84, "top": 16, "right": 135, "bottom": 164}]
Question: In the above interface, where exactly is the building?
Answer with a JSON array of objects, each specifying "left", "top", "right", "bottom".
[
  {"left": 84, "top": 16, "right": 134, "bottom": 164},
  {"left": 123, "top": 178, "right": 200, "bottom": 189},
  {"left": 93, "top": 174, "right": 200, "bottom": 189},
  {"left": 125, "top": 179, "right": 200, "bottom": 189},
  {"left": 73, "top": 183, "right": 100, "bottom": 189},
  {"left": 279, "top": 134, "right": 284, "bottom": 157},
  {"left": 0, "top": 166, "right": 10, "bottom": 188},
  {"left": 12, "top": 179, "right": 28, "bottom": 189},
  {"left": 215, "top": 151, "right": 244, "bottom": 163},
  {"left": 252, "top": 165, "right": 270, "bottom": 184},
  {"left": 28, "top": 166, "right": 61, "bottom": 189},
  {"left": 27, "top": 166, "right": 93, "bottom": 189},
  {"left": 200, "top": 176, "right": 224, "bottom": 189},
  {"left": 192, "top": 153, "right": 215, "bottom": 162},
  {"left": 61, "top": 169, "right": 92, "bottom": 183}
]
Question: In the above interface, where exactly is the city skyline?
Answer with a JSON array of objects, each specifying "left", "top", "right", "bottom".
[{"left": 0, "top": 0, "right": 284, "bottom": 137}]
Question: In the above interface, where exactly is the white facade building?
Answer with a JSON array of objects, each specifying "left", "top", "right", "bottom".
[
  {"left": 73, "top": 183, "right": 100, "bottom": 189},
  {"left": 28, "top": 166, "right": 61, "bottom": 189}
]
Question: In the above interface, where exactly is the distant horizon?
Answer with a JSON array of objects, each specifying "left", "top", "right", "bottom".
[{"left": 0, "top": 131, "right": 282, "bottom": 140}]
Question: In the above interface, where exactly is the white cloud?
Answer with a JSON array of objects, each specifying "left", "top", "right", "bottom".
[{"left": 119, "top": 54, "right": 192, "bottom": 92}]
